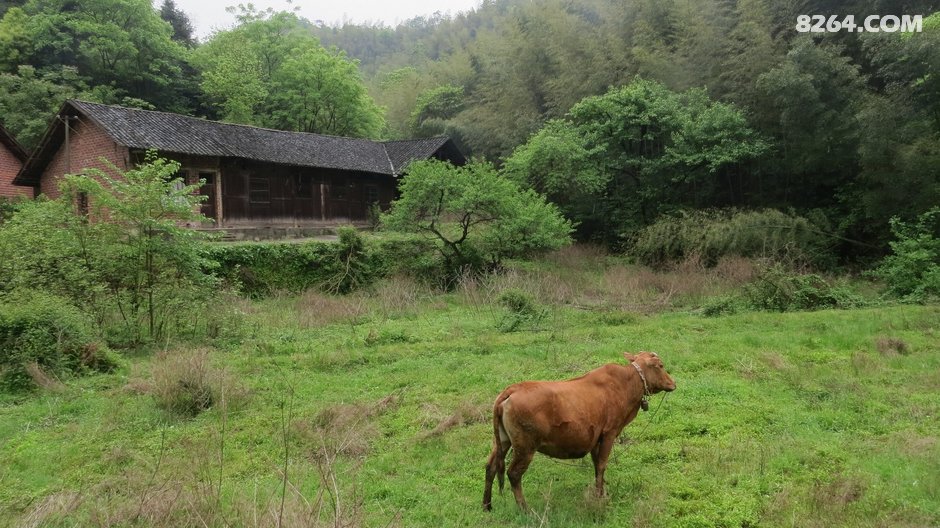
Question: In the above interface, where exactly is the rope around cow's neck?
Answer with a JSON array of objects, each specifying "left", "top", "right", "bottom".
[{"left": 630, "top": 361, "right": 651, "bottom": 411}]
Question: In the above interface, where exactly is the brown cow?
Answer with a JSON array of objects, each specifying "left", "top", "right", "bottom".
[{"left": 482, "top": 351, "right": 676, "bottom": 511}]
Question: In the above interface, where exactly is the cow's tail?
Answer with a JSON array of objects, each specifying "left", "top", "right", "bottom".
[{"left": 483, "top": 389, "right": 512, "bottom": 511}]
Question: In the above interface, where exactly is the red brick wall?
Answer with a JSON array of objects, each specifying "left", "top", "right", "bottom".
[
  {"left": 38, "top": 119, "right": 128, "bottom": 199},
  {"left": 0, "top": 144, "right": 29, "bottom": 198}
]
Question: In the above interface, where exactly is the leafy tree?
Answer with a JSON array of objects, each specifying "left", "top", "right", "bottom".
[
  {"left": 754, "top": 38, "right": 865, "bottom": 206},
  {"left": 269, "top": 44, "right": 384, "bottom": 137},
  {"left": 0, "top": 0, "right": 193, "bottom": 114},
  {"left": 0, "top": 65, "right": 122, "bottom": 148},
  {"left": 196, "top": 31, "right": 268, "bottom": 124},
  {"left": 375, "top": 67, "right": 426, "bottom": 138},
  {"left": 159, "top": 0, "right": 196, "bottom": 48},
  {"left": 195, "top": 10, "right": 385, "bottom": 137},
  {"left": 15, "top": 0, "right": 189, "bottom": 109},
  {"left": 501, "top": 119, "right": 605, "bottom": 225},
  {"left": 507, "top": 79, "right": 768, "bottom": 244},
  {"left": 65, "top": 153, "right": 216, "bottom": 342},
  {"left": 382, "top": 159, "right": 572, "bottom": 277},
  {"left": 410, "top": 84, "right": 463, "bottom": 134},
  {"left": 0, "top": 6, "right": 28, "bottom": 70}
]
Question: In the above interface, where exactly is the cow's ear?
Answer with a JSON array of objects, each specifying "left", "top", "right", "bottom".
[{"left": 623, "top": 352, "right": 636, "bottom": 363}]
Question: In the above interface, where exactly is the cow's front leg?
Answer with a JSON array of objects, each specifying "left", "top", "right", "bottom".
[{"left": 590, "top": 435, "right": 617, "bottom": 497}]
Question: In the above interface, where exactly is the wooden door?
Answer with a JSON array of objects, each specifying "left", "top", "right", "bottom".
[{"left": 198, "top": 171, "right": 216, "bottom": 222}]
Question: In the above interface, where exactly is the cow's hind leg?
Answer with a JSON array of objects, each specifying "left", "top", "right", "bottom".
[
  {"left": 483, "top": 438, "right": 510, "bottom": 511},
  {"left": 507, "top": 447, "right": 535, "bottom": 511}
]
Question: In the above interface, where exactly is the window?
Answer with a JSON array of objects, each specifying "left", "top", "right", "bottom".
[
  {"left": 365, "top": 185, "right": 379, "bottom": 204},
  {"left": 296, "top": 173, "right": 313, "bottom": 197},
  {"left": 249, "top": 175, "right": 270, "bottom": 204},
  {"left": 164, "top": 169, "right": 189, "bottom": 207}
]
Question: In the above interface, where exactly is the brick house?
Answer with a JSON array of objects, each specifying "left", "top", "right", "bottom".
[
  {"left": 14, "top": 100, "right": 465, "bottom": 226},
  {"left": 0, "top": 123, "right": 30, "bottom": 199}
]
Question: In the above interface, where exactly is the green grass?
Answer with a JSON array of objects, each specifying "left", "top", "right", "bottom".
[{"left": 1, "top": 282, "right": 938, "bottom": 527}]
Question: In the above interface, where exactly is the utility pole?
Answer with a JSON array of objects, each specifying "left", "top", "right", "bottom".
[{"left": 60, "top": 115, "right": 74, "bottom": 174}]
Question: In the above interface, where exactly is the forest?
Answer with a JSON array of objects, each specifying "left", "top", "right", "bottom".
[{"left": 0, "top": 0, "right": 938, "bottom": 260}]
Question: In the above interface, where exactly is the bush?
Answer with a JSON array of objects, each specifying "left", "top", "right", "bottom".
[
  {"left": 0, "top": 293, "right": 116, "bottom": 392},
  {"left": 497, "top": 288, "right": 547, "bottom": 332},
  {"left": 631, "top": 209, "right": 833, "bottom": 268},
  {"left": 741, "top": 266, "right": 864, "bottom": 312},
  {"left": 370, "top": 233, "right": 444, "bottom": 284},
  {"left": 203, "top": 240, "right": 350, "bottom": 297},
  {"left": 323, "top": 227, "right": 372, "bottom": 294},
  {"left": 0, "top": 195, "right": 28, "bottom": 225},
  {"left": 874, "top": 208, "right": 940, "bottom": 301},
  {"left": 204, "top": 232, "right": 446, "bottom": 297}
]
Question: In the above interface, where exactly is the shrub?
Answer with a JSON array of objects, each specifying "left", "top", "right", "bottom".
[
  {"left": 631, "top": 209, "right": 833, "bottom": 268},
  {"left": 497, "top": 288, "right": 547, "bottom": 332},
  {"left": 742, "top": 266, "right": 863, "bottom": 312},
  {"left": 204, "top": 233, "right": 446, "bottom": 297},
  {"left": 0, "top": 195, "right": 28, "bottom": 225},
  {"left": 0, "top": 293, "right": 115, "bottom": 392},
  {"left": 323, "top": 227, "right": 375, "bottom": 294},
  {"left": 370, "top": 233, "right": 444, "bottom": 284},
  {"left": 874, "top": 208, "right": 940, "bottom": 301},
  {"left": 203, "top": 240, "right": 348, "bottom": 297}
]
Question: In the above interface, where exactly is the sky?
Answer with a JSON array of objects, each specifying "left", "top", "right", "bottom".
[{"left": 171, "top": 0, "right": 483, "bottom": 39}]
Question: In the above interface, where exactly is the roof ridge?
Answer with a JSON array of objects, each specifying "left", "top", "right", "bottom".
[
  {"left": 381, "top": 136, "right": 449, "bottom": 145},
  {"left": 67, "top": 99, "right": 381, "bottom": 143},
  {"left": 381, "top": 143, "right": 396, "bottom": 174}
]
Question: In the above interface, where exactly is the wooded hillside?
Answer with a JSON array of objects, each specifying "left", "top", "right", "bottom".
[{"left": 1, "top": 0, "right": 938, "bottom": 257}]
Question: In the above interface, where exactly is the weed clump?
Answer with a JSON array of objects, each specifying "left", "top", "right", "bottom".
[
  {"left": 420, "top": 401, "right": 488, "bottom": 439},
  {"left": 875, "top": 337, "right": 910, "bottom": 356},
  {"left": 497, "top": 288, "right": 547, "bottom": 331},
  {"left": 150, "top": 348, "right": 247, "bottom": 416},
  {"left": 873, "top": 207, "right": 940, "bottom": 301}
]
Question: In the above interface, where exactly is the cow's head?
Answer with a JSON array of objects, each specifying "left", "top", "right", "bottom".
[{"left": 624, "top": 351, "right": 676, "bottom": 393}]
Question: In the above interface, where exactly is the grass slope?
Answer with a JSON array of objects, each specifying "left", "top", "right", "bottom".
[{"left": 0, "top": 291, "right": 938, "bottom": 527}]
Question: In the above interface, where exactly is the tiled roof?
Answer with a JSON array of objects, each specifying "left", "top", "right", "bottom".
[
  {"left": 0, "top": 123, "right": 26, "bottom": 161},
  {"left": 383, "top": 137, "right": 452, "bottom": 173},
  {"left": 70, "top": 100, "right": 451, "bottom": 175}
]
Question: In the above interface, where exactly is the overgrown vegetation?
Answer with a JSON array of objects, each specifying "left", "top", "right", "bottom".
[
  {"left": 0, "top": 154, "right": 236, "bottom": 350},
  {"left": 874, "top": 207, "right": 940, "bottom": 301},
  {"left": 630, "top": 208, "right": 833, "bottom": 269},
  {"left": 0, "top": 292, "right": 115, "bottom": 392},
  {"left": 504, "top": 80, "right": 769, "bottom": 244},
  {"left": 0, "top": 251, "right": 937, "bottom": 526},
  {"left": 203, "top": 230, "right": 442, "bottom": 296}
]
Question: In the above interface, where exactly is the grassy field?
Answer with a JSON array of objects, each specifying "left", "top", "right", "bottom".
[{"left": 1, "top": 253, "right": 938, "bottom": 527}]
